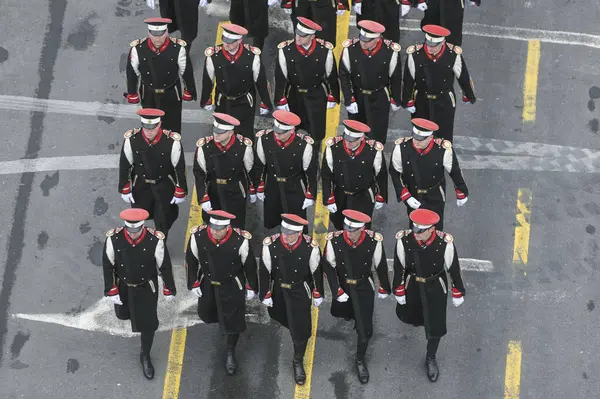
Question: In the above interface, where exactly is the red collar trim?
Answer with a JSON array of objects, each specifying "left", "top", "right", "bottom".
[
  {"left": 416, "top": 229, "right": 437, "bottom": 247},
  {"left": 214, "top": 134, "right": 236, "bottom": 151},
  {"left": 362, "top": 38, "right": 382, "bottom": 56},
  {"left": 223, "top": 45, "right": 243, "bottom": 62},
  {"left": 124, "top": 228, "right": 147, "bottom": 245},
  {"left": 296, "top": 39, "right": 316, "bottom": 56},
  {"left": 343, "top": 139, "right": 365, "bottom": 157},
  {"left": 279, "top": 235, "right": 303, "bottom": 251},
  {"left": 274, "top": 132, "right": 296, "bottom": 148},
  {"left": 343, "top": 230, "right": 366, "bottom": 247},
  {"left": 207, "top": 226, "right": 233, "bottom": 244},
  {"left": 425, "top": 43, "right": 446, "bottom": 61},
  {"left": 412, "top": 138, "right": 434, "bottom": 155},
  {"left": 147, "top": 38, "right": 170, "bottom": 54},
  {"left": 143, "top": 129, "right": 162, "bottom": 145}
]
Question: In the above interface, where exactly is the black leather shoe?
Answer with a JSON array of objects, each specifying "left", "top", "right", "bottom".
[
  {"left": 425, "top": 356, "right": 439, "bottom": 382},
  {"left": 225, "top": 351, "right": 237, "bottom": 376},
  {"left": 293, "top": 359, "right": 306, "bottom": 385},
  {"left": 140, "top": 353, "right": 154, "bottom": 380},
  {"left": 356, "top": 360, "right": 369, "bottom": 384}
]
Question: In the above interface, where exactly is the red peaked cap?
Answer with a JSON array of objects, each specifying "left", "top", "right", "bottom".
[
  {"left": 221, "top": 23, "right": 248, "bottom": 36},
  {"left": 297, "top": 17, "right": 323, "bottom": 32},
  {"left": 412, "top": 118, "right": 439, "bottom": 132},
  {"left": 281, "top": 213, "right": 309, "bottom": 226},
  {"left": 213, "top": 112, "right": 241, "bottom": 127},
  {"left": 342, "top": 209, "right": 372, "bottom": 224},
  {"left": 409, "top": 209, "right": 440, "bottom": 226},
  {"left": 422, "top": 24, "right": 451, "bottom": 38},
  {"left": 273, "top": 110, "right": 301, "bottom": 127},
  {"left": 144, "top": 17, "right": 172, "bottom": 25},
  {"left": 137, "top": 108, "right": 165, "bottom": 118},
  {"left": 120, "top": 208, "right": 150, "bottom": 222},
  {"left": 207, "top": 210, "right": 237, "bottom": 220},
  {"left": 343, "top": 119, "right": 371, "bottom": 134},
  {"left": 357, "top": 20, "right": 386, "bottom": 34}
]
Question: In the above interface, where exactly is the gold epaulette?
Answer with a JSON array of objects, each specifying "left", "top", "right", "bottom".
[
  {"left": 124, "top": 128, "right": 140, "bottom": 139},
  {"left": 395, "top": 137, "right": 410, "bottom": 145},
  {"left": 278, "top": 39, "right": 293, "bottom": 49},
  {"left": 316, "top": 38, "right": 334, "bottom": 50},
  {"left": 130, "top": 38, "right": 146, "bottom": 47},
  {"left": 170, "top": 37, "right": 187, "bottom": 47}
]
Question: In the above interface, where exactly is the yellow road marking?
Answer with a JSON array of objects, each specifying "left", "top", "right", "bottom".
[
  {"left": 522, "top": 40, "right": 541, "bottom": 122},
  {"left": 512, "top": 188, "right": 532, "bottom": 265},
  {"left": 504, "top": 341, "right": 522, "bottom": 399},
  {"left": 294, "top": 9, "right": 351, "bottom": 399}
]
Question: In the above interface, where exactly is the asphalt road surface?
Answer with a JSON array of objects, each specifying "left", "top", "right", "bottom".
[{"left": 0, "top": 1, "right": 599, "bottom": 398}]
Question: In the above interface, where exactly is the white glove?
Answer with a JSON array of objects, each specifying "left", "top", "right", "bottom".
[
  {"left": 199, "top": 0, "right": 209, "bottom": 7},
  {"left": 284, "top": 7, "right": 292, "bottom": 14},
  {"left": 327, "top": 203, "right": 338, "bottom": 213},
  {"left": 164, "top": 294, "right": 175, "bottom": 302},
  {"left": 336, "top": 292, "right": 349, "bottom": 302},
  {"left": 453, "top": 296, "right": 464, "bottom": 307},
  {"left": 391, "top": 103, "right": 401, "bottom": 112},
  {"left": 249, "top": 194, "right": 257, "bottom": 203},
  {"left": 262, "top": 297, "right": 273, "bottom": 307},
  {"left": 401, "top": 4, "right": 411, "bottom": 16},
  {"left": 108, "top": 294, "right": 123, "bottom": 305},
  {"left": 327, "top": 101, "right": 337, "bottom": 109},
  {"left": 276, "top": 104, "right": 290, "bottom": 111},
  {"left": 170, "top": 196, "right": 185, "bottom": 205},
  {"left": 256, "top": 192, "right": 265, "bottom": 201},
  {"left": 457, "top": 197, "right": 468, "bottom": 207},
  {"left": 260, "top": 107, "right": 270, "bottom": 115},
  {"left": 246, "top": 290, "right": 256, "bottom": 300},
  {"left": 405, "top": 105, "right": 416, "bottom": 114},
  {"left": 121, "top": 193, "right": 135, "bottom": 203},
  {"left": 336, "top": 9, "right": 346, "bottom": 15},
  {"left": 201, "top": 201, "right": 212, "bottom": 212},
  {"left": 268, "top": 0, "right": 279, "bottom": 5},
  {"left": 374, "top": 201, "right": 384, "bottom": 210},
  {"left": 202, "top": 104, "right": 214, "bottom": 111},
  {"left": 395, "top": 295, "right": 406, "bottom": 305},
  {"left": 302, "top": 198, "right": 315, "bottom": 210},
  {"left": 313, "top": 297, "right": 323, "bottom": 307},
  {"left": 346, "top": 102, "right": 358, "bottom": 114},
  {"left": 469, "top": 0, "right": 479, "bottom": 5},
  {"left": 406, "top": 197, "right": 421, "bottom": 209},
  {"left": 191, "top": 286, "right": 203, "bottom": 298},
  {"left": 353, "top": 3, "right": 362, "bottom": 14},
  {"left": 377, "top": 292, "right": 389, "bottom": 299},
  {"left": 417, "top": 2, "right": 428, "bottom": 11}
]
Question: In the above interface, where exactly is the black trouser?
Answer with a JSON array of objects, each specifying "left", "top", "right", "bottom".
[
  {"left": 292, "top": 0, "right": 337, "bottom": 44},
  {"left": 330, "top": 189, "right": 375, "bottom": 230},
  {"left": 160, "top": 0, "right": 201, "bottom": 51},
  {"left": 357, "top": 0, "right": 400, "bottom": 43},
  {"left": 357, "top": 336, "right": 369, "bottom": 361},
  {"left": 420, "top": 0, "right": 465, "bottom": 46},
  {"left": 229, "top": 0, "right": 269, "bottom": 45},
  {"left": 141, "top": 84, "right": 183, "bottom": 133},
  {"left": 426, "top": 337, "right": 440, "bottom": 358},
  {"left": 141, "top": 331, "right": 155, "bottom": 355},
  {"left": 294, "top": 340, "right": 308, "bottom": 361},
  {"left": 412, "top": 91, "right": 457, "bottom": 142},
  {"left": 215, "top": 94, "right": 257, "bottom": 140},
  {"left": 288, "top": 87, "right": 328, "bottom": 142},
  {"left": 227, "top": 333, "right": 240, "bottom": 352},
  {"left": 348, "top": 89, "right": 391, "bottom": 144},
  {"left": 132, "top": 181, "right": 180, "bottom": 235},
  {"left": 405, "top": 200, "right": 445, "bottom": 230}
]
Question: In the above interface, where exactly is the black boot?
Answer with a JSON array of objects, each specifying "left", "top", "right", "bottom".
[
  {"left": 425, "top": 356, "right": 439, "bottom": 382},
  {"left": 356, "top": 338, "right": 370, "bottom": 384},
  {"left": 225, "top": 334, "right": 239, "bottom": 376},
  {"left": 140, "top": 352, "right": 155, "bottom": 380},
  {"left": 292, "top": 340, "right": 308, "bottom": 385}
]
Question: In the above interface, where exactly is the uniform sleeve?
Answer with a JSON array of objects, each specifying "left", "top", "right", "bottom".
[
  {"left": 373, "top": 240, "right": 391, "bottom": 293},
  {"left": 339, "top": 47, "right": 354, "bottom": 106},
  {"left": 389, "top": 143, "right": 411, "bottom": 202},
  {"left": 126, "top": 46, "right": 140, "bottom": 95},
  {"left": 258, "top": 244, "right": 272, "bottom": 300},
  {"left": 240, "top": 239, "right": 258, "bottom": 292},
  {"left": 303, "top": 143, "right": 317, "bottom": 199},
  {"left": 156, "top": 238, "right": 177, "bottom": 294},
  {"left": 389, "top": 49, "right": 402, "bottom": 104},
  {"left": 392, "top": 237, "right": 407, "bottom": 291},
  {"left": 252, "top": 135, "right": 267, "bottom": 192},
  {"left": 243, "top": 144, "right": 256, "bottom": 195},
  {"left": 274, "top": 49, "right": 288, "bottom": 106},
  {"left": 374, "top": 149, "right": 388, "bottom": 202},
  {"left": 401, "top": 53, "right": 416, "bottom": 107},
  {"left": 185, "top": 233, "right": 202, "bottom": 290},
  {"left": 453, "top": 54, "right": 476, "bottom": 103},
  {"left": 309, "top": 245, "right": 324, "bottom": 298},
  {"left": 325, "top": 49, "right": 340, "bottom": 103},
  {"left": 200, "top": 54, "right": 215, "bottom": 107},
  {"left": 178, "top": 46, "right": 197, "bottom": 99},
  {"left": 253, "top": 54, "right": 274, "bottom": 110},
  {"left": 322, "top": 240, "right": 341, "bottom": 296},
  {"left": 321, "top": 146, "right": 335, "bottom": 205},
  {"left": 118, "top": 138, "right": 134, "bottom": 194},
  {"left": 193, "top": 145, "right": 210, "bottom": 203},
  {"left": 444, "top": 241, "right": 465, "bottom": 295},
  {"left": 171, "top": 140, "right": 187, "bottom": 196},
  {"left": 443, "top": 146, "right": 469, "bottom": 199},
  {"left": 102, "top": 237, "right": 117, "bottom": 295}
]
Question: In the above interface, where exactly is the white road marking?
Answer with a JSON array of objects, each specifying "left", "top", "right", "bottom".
[{"left": 386, "top": 258, "right": 494, "bottom": 272}]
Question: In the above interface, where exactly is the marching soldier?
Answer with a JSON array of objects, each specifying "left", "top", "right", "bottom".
[
  {"left": 125, "top": 18, "right": 196, "bottom": 133},
  {"left": 401, "top": 24, "right": 476, "bottom": 142},
  {"left": 253, "top": 111, "right": 318, "bottom": 230},
  {"left": 352, "top": 0, "right": 401, "bottom": 43},
  {"left": 420, "top": 0, "right": 481, "bottom": 46},
  {"left": 389, "top": 118, "right": 468, "bottom": 230},
  {"left": 392, "top": 209, "right": 465, "bottom": 382},
  {"left": 259, "top": 214, "right": 324, "bottom": 385},
  {"left": 194, "top": 113, "right": 255, "bottom": 229},
  {"left": 321, "top": 120, "right": 387, "bottom": 230},
  {"left": 103, "top": 208, "right": 176, "bottom": 380},
  {"left": 285, "top": 0, "right": 349, "bottom": 45},
  {"left": 185, "top": 210, "right": 258, "bottom": 375},
  {"left": 339, "top": 20, "right": 402, "bottom": 144},
  {"left": 322, "top": 210, "right": 391, "bottom": 384},
  {"left": 159, "top": 0, "right": 201, "bottom": 53},
  {"left": 118, "top": 109, "right": 187, "bottom": 237},
  {"left": 200, "top": 24, "right": 273, "bottom": 139},
  {"left": 274, "top": 17, "right": 340, "bottom": 147}
]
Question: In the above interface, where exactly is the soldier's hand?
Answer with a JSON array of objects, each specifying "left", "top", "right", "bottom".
[
  {"left": 170, "top": 196, "right": 185, "bottom": 205},
  {"left": 469, "top": 0, "right": 480, "bottom": 6},
  {"left": 417, "top": 2, "right": 428, "bottom": 11},
  {"left": 249, "top": 194, "right": 257, "bottom": 203},
  {"left": 327, "top": 101, "right": 337, "bottom": 109},
  {"left": 395, "top": 295, "right": 406, "bottom": 305},
  {"left": 202, "top": 104, "right": 214, "bottom": 111},
  {"left": 108, "top": 294, "right": 123, "bottom": 306},
  {"left": 256, "top": 192, "right": 265, "bottom": 201},
  {"left": 201, "top": 201, "right": 213, "bottom": 212},
  {"left": 406, "top": 197, "right": 421, "bottom": 209},
  {"left": 353, "top": 2, "right": 362, "bottom": 14},
  {"left": 374, "top": 201, "right": 385, "bottom": 210},
  {"left": 191, "top": 286, "right": 203, "bottom": 298},
  {"left": 302, "top": 198, "right": 315, "bottom": 210},
  {"left": 164, "top": 294, "right": 176, "bottom": 302},
  {"left": 313, "top": 297, "right": 324, "bottom": 307},
  {"left": 245, "top": 289, "right": 256, "bottom": 301},
  {"left": 401, "top": 4, "right": 411, "bottom": 16},
  {"left": 336, "top": 9, "right": 346, "bottom": 15},
  {"left": 390, "top": 103, "right": 402, "bottom": 112},
  {"left": 262, "top": 297, "right": 273, "bottom": 307},
  {"left": 457, "top": 197, "right": 468, "bottom": 207},
  {"left": 405, "top": 105, "right": 416, "bottom": 113},
  {"left": 199, "top": 0, "right": 209, "bottom": 7},
  {"left": 336, "top": 292, "right": 349, "bottom": 302},
  {"left": 377, "top": 287, "right": 389, "bottom": 299},
  {"left": 452, "top": 288, "right": 464, "bottom": 307},
  {"left": 276, "top": 104, "right": 290, "bottom": 112},
  {"left": 259, "top": 107, "right": 270, "bottom": 116},
  {"left": 346, "top": 102, "right": 359, "bottom": 114},
  {"left": 267, "top": 0, "right": 279, "bottom": 6},
  {"left": 327, "top": 203, "right": 338, "bottom": 213},
  {"left": 121, "top": 193, "right": 135, "bottom": 204}
]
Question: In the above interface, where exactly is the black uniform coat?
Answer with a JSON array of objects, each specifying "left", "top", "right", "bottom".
[
  {"left": 224, "top": 0, "right": 270, "bottom": 40},
  {"left": 259, "top": 233, "right": 324, "bottom": 343},
  {"left": 126, "top": 37, "right": 196, "bottom": 133},
  {"left": 393, "top": 229, "right": 465, "bottom": 339},
  {"left": 421, "top": 0, "right": 480, "bottom": 46},
  {"left": 291, "top": 0, "right": 348, "bottom": 45},
  {"left": 185, "top": 225, "right": 258, "bottom": 333},
  {"left": 321, "top": 136, "right": 388, "bottom": 230},
  {"left": 356, "top": 0, "right": 401, "bottom": 43},
  {"left": 103, "top": 227, "right": 176, "bottom": 332},
  {"left": 160, "top": 0, "right": 201, "bottom": 50},
  {"left": 253, "top": 130, "right": 318, "bottom": 229},
  {"left": 119, "top": 128, "right": 188, "bottom": 233},
  {"left": 339, "top": 37, "right": 402, "bottom": 144},
  {"left": 401, "top": 43, "right": 475, "bottom": 142},
  {"left": 275, "top": 38, "right": 340, "bottom": 142},
  {"left": 322, "top": 230, "right": 390, "bottom": 339},
  {"left": 200, "top": 44, "right": 273, "bottom": 138},
  {"left": 389, "top": 136, "right": 468, "bottom": 230},
  {"left": 193, "top": 134, "right": 254, "bottom": 229}
]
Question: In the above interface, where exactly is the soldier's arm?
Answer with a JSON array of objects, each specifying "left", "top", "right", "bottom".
[
  {"left": 442, "top": 143, "right": 468, "bottom": 199},
  {"left": 309, "top": 243, "right": 324, "bottom": 299},
  {"left": 401, "top": 51, "right": 416, "bottom": 108},
  {"left": 389, "top": 142, "right": 411, "bottom": 202},
  {"left": 444, "top": 238, "right": 465, "bottom": 295},
  {"left": 185, "top": 232, "right": 202, "bottom": 290},
  {"left": 258, "top": 240, "right": 273, "bottom": 300},
  {"left": 374, "top": 147, "right": 388, "bottom": 202},
  {"left": 125, "top": 46, "right": 140, "bottom": 98},
  {"left": 252, "top": 135, "right": 267, "bottom": 194},
  {"left": 193, "top": 142, "right": 210, "bottom": 203},
  {"left": 389, "top": 46, "right": 403, "bottom": 107},
  {"left": 274, "top": 48, "right": 289, "bottom": 108},
  {"left": 118, "top": 136, "right": 134, "bottom": 194},
  {"left": 392, "top": 234, "right": 407, "bottom": 296},
  {"left": 325, "top": 49, "right": 340, "bottom": 103},
  {"left": 156, "top": 237, "right": 177, "bottom": 295},
  {"left": 321, "top": 145, "right": 335, "bottom": 206},
  {"left": 243, "top": 141, "right": 256, "bottom": 195},
  {"left": 178, "top": 46, "right": 197, "bottom": 100},
  {"left": 303, "top": 143, "right": 317, "bottom": 200},
  {"left": 339, "top": 47, "right": 354, "bottom": 106},
  {"left": 252, "top": 53, "right": 274, "bottom": 110},
  {"left": 102, "top": 236, "right": 117, "bottom": 295},
  {"left": 171, "top": 137, "right": 187, "bottom": 198},
  {"left": 453, "top": 52, "right": 476, "bottom": 104},
  {"left": 200, "top": 51, "right": 215, "bottom": 107},
  {"left": 372, "top": 235, "right": 391, "bottom": 293},
  {"left": 322, "top": 239, "right": 341, "bottom": 296},
  {"left": 240, "top": 237, "right": 258, "bottom": 293}
]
